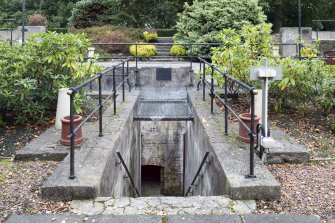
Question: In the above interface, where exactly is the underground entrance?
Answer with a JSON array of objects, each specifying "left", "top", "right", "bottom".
[{"left": 141, "top": 165, "right": 162, "bottom": 196}]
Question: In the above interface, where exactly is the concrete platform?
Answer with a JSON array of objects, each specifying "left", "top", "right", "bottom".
[
  {"left": 5, "top": 214, "right": 322, "bottom": 223},
  {"left": 41, "top": 91, "right": 141, "bottom": 200}
]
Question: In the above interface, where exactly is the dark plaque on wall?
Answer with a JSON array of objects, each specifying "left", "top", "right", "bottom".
[{"left": 156, "top": 68, "right": 172, "bottom": 81}]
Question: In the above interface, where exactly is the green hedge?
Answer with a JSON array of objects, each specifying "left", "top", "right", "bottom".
[
  {"left": 156, "top": 29, "right": 177, "bottom": 37},
  {"left": 47, "top": 28, "right": 68, "bottom": 33},
  {"left": 129, "top": 45, "right": 157, "bottom": 57}
]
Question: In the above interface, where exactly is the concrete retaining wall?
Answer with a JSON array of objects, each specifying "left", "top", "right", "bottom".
[
  {"left": 184, "top": 95, "right": 226, "bottom": 196},
  {"left": 42, "top": 91, "right": 141, "bottom": 200}
]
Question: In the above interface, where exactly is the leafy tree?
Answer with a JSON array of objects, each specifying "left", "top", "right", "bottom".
[
  {"left": 259, "top": 0, "right": 335, "bottom": 33},
  {"left": 69, "top": 0, "right": 188, "bottom": 28},
  {"left": 173, "top": 0, "right": 266, "bottom": 54}
]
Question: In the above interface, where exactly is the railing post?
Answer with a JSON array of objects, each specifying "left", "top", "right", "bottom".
[
  {"left": 210, "top": 66, "right": 214, "bottom": 114},
  {"left": 122, "top": 62, "right": 125, "bottom": 102},
  {"left": 98, "top": 73, "right": 103, "bottom": 137},
  {"left": 190, "top": 45, "right": 193, "bottom": 72},
  {"left": 135, "top": 44, "right": 138, "bottom": 70},
  {"left": 224, "top": 75, "right": 228, "bottom": 135},
  {"left": 69, "top": 91, "right": 75, "bottom": 179},
  {"left": 113, "top": 67, "right": 116, "bottom": 115},
  {"left": 246, "top": 90, "right": 256, "bottom": 178},
  {"left": 202, "top": 61, "right": 206, "bottom": 101},
  {"left": 127, "top": 60, "right": 131, "bottom": 92}
]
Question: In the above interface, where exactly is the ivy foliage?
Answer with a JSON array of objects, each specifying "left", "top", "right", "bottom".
[
  {"left": 174, "top": 0, "right": 266, "bottom": 55},
  {"left": 0, "top": 32, "right": 101, "bottom": 123}
]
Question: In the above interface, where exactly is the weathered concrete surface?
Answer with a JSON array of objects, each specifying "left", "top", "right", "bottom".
[
  {"left": 187, "top": 90, "right": 281, "bottom": 200},
  {"left": 70, "top": 196, "right": 256, "bottom": 215},
  {"left": 5, "top": 214, "right": 322, "bottom": 223},
  {"left": 279, "top": 27, "right": 312, "bottom": 57},
  {"left": 41, "top": 91, "right": 141, "bottom": 200},
  {"left": 15, "top": 127, "right": 69, "bottom": 161},
  {"left": 0, "top": 26, "right": 46, "bottom": 42},
  {"left": 243, "top": 214, "right": 322, "bottom": 223},
  {"left": 266, "top": 127, "right": 310, "bottom": 164}
]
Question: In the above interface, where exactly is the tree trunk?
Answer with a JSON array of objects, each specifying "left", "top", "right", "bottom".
[{"left": 273, "top": 3, "right": 283, "bottom": 33}]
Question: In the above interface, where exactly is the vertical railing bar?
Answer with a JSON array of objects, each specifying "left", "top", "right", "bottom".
[
  {"left": 210, "top": 66, "right": 214, "bottom": 114},
  {"left": 135, "top": 44, "right": 138, "bottom": 70},
  {"left": 246, "top": 90, "right": 256, "bottom": 178},
  {"left": 122, "top": 62, "right": 125, "bottom": 102},
  {"left": 98, "top": 73, "right": 103, "bottom": 137},
  {"left": 127, "top": 60, "right": 131, "bottom": 92},
  {"left": 116, "top": 151, "right": 140, "bottom": 197},
  {"left": 113, "top": 67, "right": 116, "bottom": 115},
  {"left": 202, "top": 61, "right": 206, "bottom": 101},
  {"left": 69, "top": 91, "right": 75, "bottom": 179},
  {"left": 224, "top": 75, "right": 228, "bottom": 135}
]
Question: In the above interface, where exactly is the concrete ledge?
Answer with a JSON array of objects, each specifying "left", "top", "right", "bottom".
[
  {"left": 187, "top": 90, "right": 281, "bottom": 200},
  {"left": 41, "top": 91, "right": 140, "bottom": 200},
  {"left": 15, "top": 127, "right": 69, "bottom": 161},
  {"left": 5, "top": 214, "right": 322, "bottom": 223}
]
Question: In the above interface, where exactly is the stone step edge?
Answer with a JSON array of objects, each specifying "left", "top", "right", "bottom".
[{"left": 5, "top": 214, "right": 323, "bottom": 223}]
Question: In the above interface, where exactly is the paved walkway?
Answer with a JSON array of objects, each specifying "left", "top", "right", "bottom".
[
  {"left": 70, "top": 196, "right": 256, "bottom": 216},
  {"left": 5, "top": 213, "right": 322, "bottom": 223}
]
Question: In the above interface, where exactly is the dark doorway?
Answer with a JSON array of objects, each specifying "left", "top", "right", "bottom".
[{"left": 141, "top": 165, "right": 162, "bottom": 196}]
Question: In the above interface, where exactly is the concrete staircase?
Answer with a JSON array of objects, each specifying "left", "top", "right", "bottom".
[{"left": 156, "top": 37, "right": 173, "bottom": 57}]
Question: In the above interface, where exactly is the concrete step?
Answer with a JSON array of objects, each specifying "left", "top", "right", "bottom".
[
  {"left": 70, "top": 196, "right": 256, "bottom": 215},
  {"left": 5, "top": 214, "right": 322, "bottom": 223},
  {"left": 156, "top": 52, "right": 171, "bottom": 56},
  {"left": 158, "top": 37, "right": 173, "bottom": 43}
]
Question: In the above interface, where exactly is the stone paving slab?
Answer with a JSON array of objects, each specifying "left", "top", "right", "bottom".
[
  {"left": 70, "top": 196, "right": 256, "bottom": 216},
  {"left": 15, "top": 127, "right": 69, "bottom": 161},
  {"left": 243, "top": 214, "right": 322, "bottom": 223},
  {"left": 5, "top": 214, "right": 322, "bottom": 223}
]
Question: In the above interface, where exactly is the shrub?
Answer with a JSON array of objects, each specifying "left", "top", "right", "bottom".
[
  {"left": 170, "top": 45, "right": 187, "bottom": 56},
  {"left": 27, "top": 12, "right": 48, "bottom": 26},
  {"left": 0, "top": 32, "right": 101, "bottom": 123},
  {"left": 143, "top": 30, "right": 158, "bottom": 42},
  {"left": 212, "top": 24, "right": 335, "bottom": 115},
  {"left": 94, "top": 31, "right": 130, "bottom": 54},
  {"left": 129, "top": 45, "right": 157, "bottom": 57},
  {"left": 174, "top": 0, "right": 266, "bottom": 55},
  {"left": 157, "top": 29, "right": 177, "bottom": 37},
  {"left": 70, "top": 25, "right": 143, "bottom": 42}
]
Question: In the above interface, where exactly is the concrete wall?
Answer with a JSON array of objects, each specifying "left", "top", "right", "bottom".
[
  {"left": 99, "top": 97, "right": 141, "bottom": 197},
  {"left": 0, "top": 26, "right": 46, "bottom": 42},
  {"left": 313, "top": 31, "right": 335, "bottom": 40},
  {"left": 319, "top": 40, "right": 335, "bottom": 55},
  {"left": 279, "top": 27, "right": 312, "bottom": 57},
  {"left": 141, "top": 121, "right": 185, "bottom": 196},
  {"left": 184, "top": 95, "right": 226, "bottom": 196}
]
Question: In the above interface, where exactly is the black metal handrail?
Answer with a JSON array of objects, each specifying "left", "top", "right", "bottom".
[
  {"left": 185, "top": 151, "right": 210, "bottom": 196},
  {"left": 116, "top": 151, "right": 140, "bottom": 197},
  {"left": 67, "top": 57, "right": 131, "bottom": 179},
  {"left": 312, "top": 20, "right": 335, "bottom": 40},
  {"left": 197, "top": 57, "right": 257, "bottom": 178}
]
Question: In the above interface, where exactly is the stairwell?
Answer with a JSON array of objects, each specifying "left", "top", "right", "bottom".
[{"left": 156, "top": 37, "right": 173, "bottom": 58}]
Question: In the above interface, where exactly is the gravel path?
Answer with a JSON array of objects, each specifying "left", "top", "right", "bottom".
[
  {"left": 257, "top": 161, "right": 335, "bottom": 223},
  {"left": 0, "top": 160, "right": 70, "bottom": 223}
]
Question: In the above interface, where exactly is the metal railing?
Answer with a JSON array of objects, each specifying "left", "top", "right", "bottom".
[
  {"left": 116, "top": 151, "right": 140, "bottom": 197},
  {"left": 67, "top": 57, "right": 131, "bottom": 179},
  {"left": 185, "top": 151, "right": 210, "bottom": 196},
  {"left": 197, "top": 57, "right": 257, "bottom": 178},
  {"left": 312, "top": 20, "right": 335, "bottom": 40}
]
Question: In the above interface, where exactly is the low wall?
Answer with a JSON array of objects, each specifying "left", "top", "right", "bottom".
[
  {"left": 42, "top": 91, "right": 141, "bottom": 200},
  {"left": 184, "top": 94, "right": 226, "bottom": 196}
]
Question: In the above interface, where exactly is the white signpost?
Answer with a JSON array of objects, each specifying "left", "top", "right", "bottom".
[{"left": 250, "top": 59, "right": 282, "bottom": 162}]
